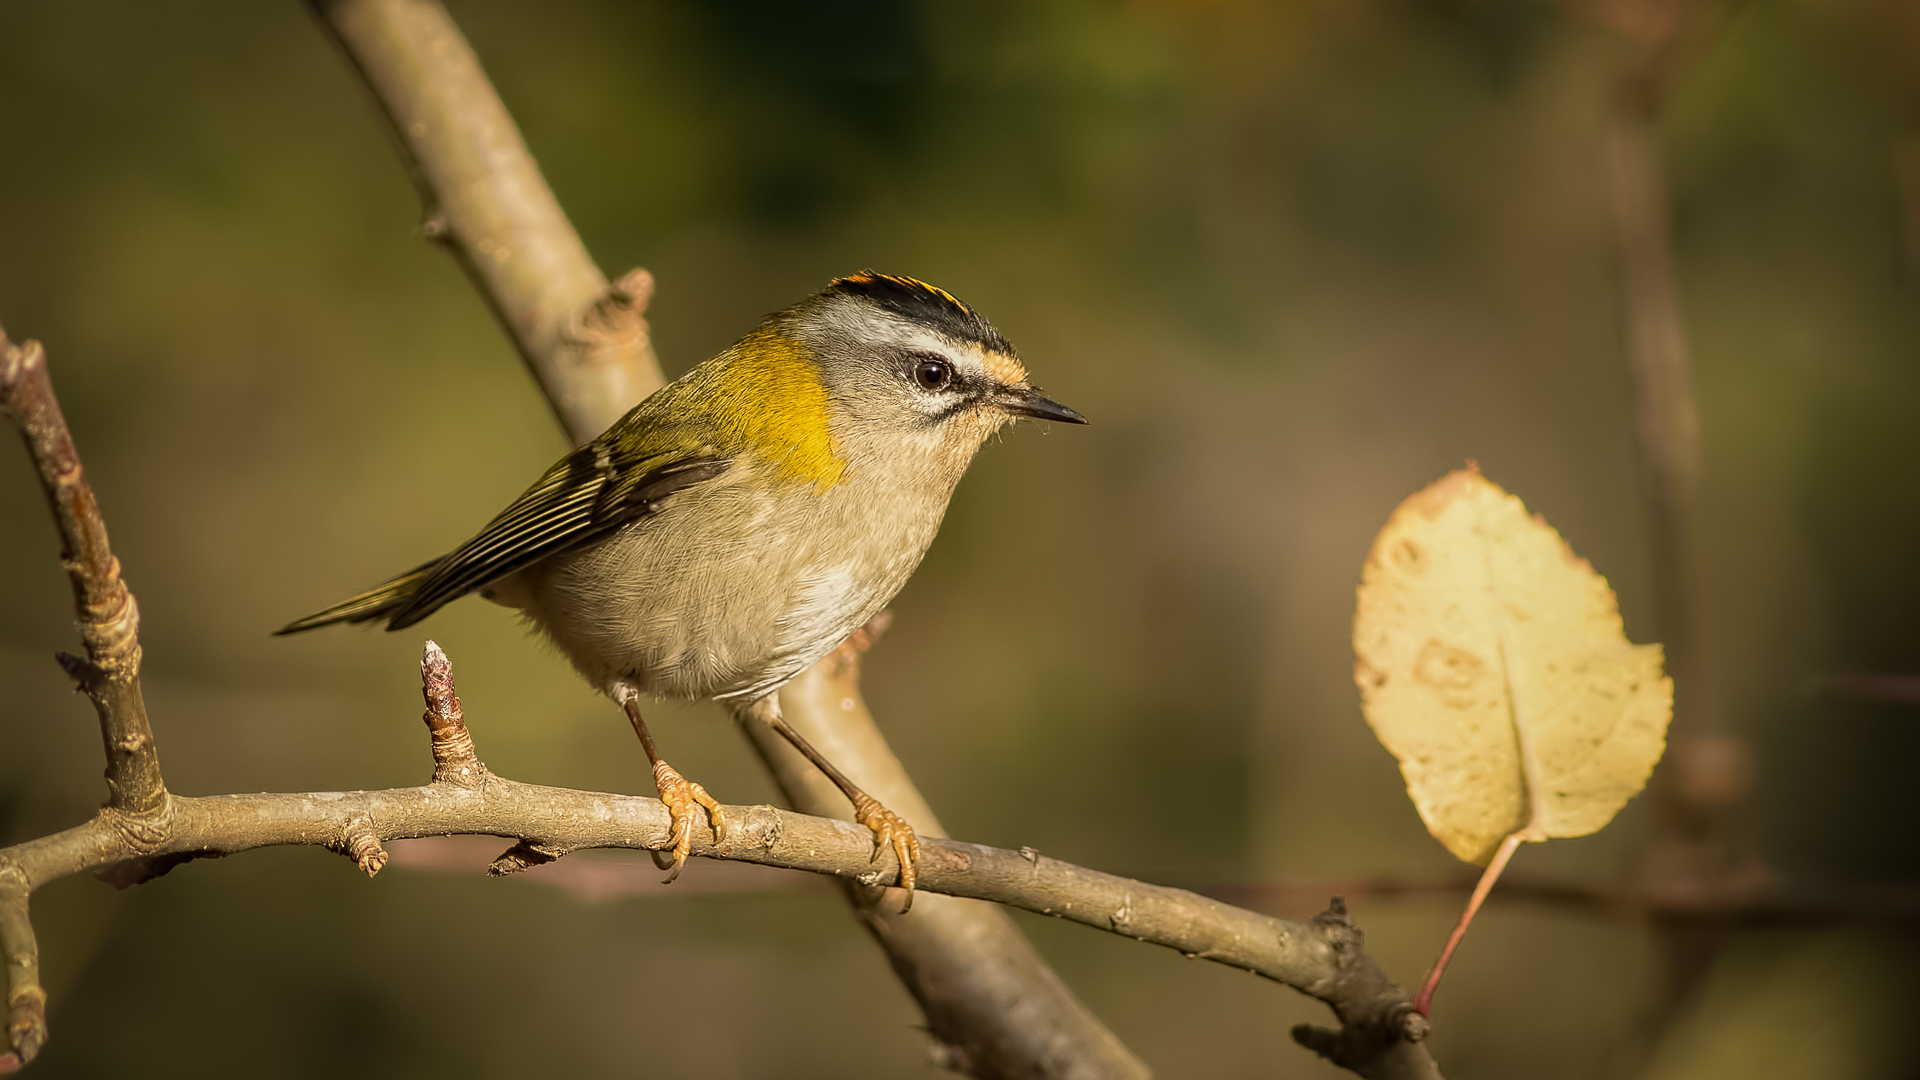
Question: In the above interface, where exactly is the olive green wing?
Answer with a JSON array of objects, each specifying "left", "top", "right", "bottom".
[
  {"left": 384, "top": 444, "right": 729, "bottom": 630},
  {"left": 278, "top": 437, "right": 728, "bottom": 635}
]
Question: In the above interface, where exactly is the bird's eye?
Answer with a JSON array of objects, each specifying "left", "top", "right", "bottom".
[{"left": 913, "top": 359, "right": 952, "bottom": 391}]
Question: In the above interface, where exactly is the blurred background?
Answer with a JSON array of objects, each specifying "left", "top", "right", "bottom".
[{"left": 2, "top": 1, "right": 1917, "bottom": 1076}]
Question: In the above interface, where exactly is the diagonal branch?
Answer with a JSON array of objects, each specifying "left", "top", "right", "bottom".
[
  {"left": 0, "top": 326, "right": 167, "bottom": 827},
  {"left": 307, "top": 0, "right": 662, "bottom": 441},
  {"left": 746, "top": 628, "right": 1151, "bottom": 1078}
]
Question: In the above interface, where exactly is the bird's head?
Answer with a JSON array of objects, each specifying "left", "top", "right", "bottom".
[
  {"left": 692, "top": 272, "right": 1084, "bottom": 492},
  {"left": 793, "top": 272, "right": 1084, "bottom": 451}
]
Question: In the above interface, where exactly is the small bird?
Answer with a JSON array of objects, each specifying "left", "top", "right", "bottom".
[{"left": 279, "top": 272, "right": 1086, "bottom": 903}]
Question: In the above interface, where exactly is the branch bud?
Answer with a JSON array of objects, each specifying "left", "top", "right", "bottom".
[{"left": 420, "top": 641, "right": 485, "bottom": 786}]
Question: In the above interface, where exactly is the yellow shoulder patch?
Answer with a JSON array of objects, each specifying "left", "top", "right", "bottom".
[{"left": 701, "top": 329, "right": 847, "bottom": 491}]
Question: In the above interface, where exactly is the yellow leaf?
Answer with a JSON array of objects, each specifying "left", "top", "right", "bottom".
[{"left": 1352, "top": 466, "right": 1673, "bottom": 865}]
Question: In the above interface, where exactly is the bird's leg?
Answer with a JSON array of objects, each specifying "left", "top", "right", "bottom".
[
  {"left": 757, "top": 697, "right": 920, "bottom": 911},
  {"left": 619, "top": 691, "right": 725, "bottom": 883}
]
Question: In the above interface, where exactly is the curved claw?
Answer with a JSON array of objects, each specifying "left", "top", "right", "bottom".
[
  {"left": 651, "top": 759, "right": 726, "bottom": 884},
  {"left": 852, "top": 792, "right": 920, "bottom": 913}
]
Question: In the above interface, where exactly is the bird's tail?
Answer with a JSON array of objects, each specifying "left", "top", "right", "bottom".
[{"left": 274, "top": 560, "right": 438, "bottom": 635}]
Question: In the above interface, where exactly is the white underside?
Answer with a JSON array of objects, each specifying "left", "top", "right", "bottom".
[{"left": 485, "top": 439, "right": 957, "bottom": 704}]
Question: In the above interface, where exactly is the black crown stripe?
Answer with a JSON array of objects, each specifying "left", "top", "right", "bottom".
[{"left": 828, "top": 271, "right": 1013, "bottom": 358}]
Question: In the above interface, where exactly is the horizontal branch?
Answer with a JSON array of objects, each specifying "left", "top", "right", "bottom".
[
  {"left": 1815, "top": 673, "right": 1920, "bottom": 707},
  {"left": 0, "top": 641, "right": 1440, "bottom": 1080},
  {"left": 1218, "top": 875, "right": 1920, "bottom": 929},
  {"left": 6, "top": 792, "right": 1437, "bottom": 1072}
]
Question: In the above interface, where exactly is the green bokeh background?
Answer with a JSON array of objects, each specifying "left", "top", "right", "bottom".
[{"left": 3, "top": 1, "right": 1917, "bottom": 1077}]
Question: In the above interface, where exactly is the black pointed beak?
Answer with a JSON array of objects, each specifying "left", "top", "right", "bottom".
[{"left": 999, "top": 387, "right": 1089, "bottom": 424}]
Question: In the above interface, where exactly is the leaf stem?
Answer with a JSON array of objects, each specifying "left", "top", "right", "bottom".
[{"left": 1413, "top": 831, "right": 1525, "bottom": 1016}]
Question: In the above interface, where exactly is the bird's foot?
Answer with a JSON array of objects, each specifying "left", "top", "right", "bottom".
[
  {"left": 852, "top": 791, "right": 920, "bottom": 912},
  {"left": 649, "top": 759, "right": 726, "bottom": 883}
]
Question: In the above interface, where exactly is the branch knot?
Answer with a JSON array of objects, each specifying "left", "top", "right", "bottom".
[
  {"left": 1290, "top": 897, "right": 1439, "bottom": 1077},
  {"left": 97, "top": 800, "right": 176, "bottom": 854},
  {"left": 339, "top": 819, "right": 388, "bottom": 877},
  {"left": 487, "top": 840, "right": 569, "bottom": 876},
  {"left": 1313, "top": 895, "right": 1363, "bottom": 957},
  {"left": 562, "top": 267, "right": 654, "bottom": 368},
  {"left": 77, "top": 584, "right": 141, "bottom": 673},
  {"left": 0, "top": 336, "right": 42, "bottom": 396}
]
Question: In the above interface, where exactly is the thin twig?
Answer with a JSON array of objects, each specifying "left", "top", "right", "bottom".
[
  {"left": 1815, "top": 673, "right": 1920, "bottom": 707},
  {"left": 0, "top": 326, "right": 167, "bottom": 826},
  {"left": 0, "top": 868, "right": 44, "bottom": 1076},
  {"left": 1217, "top": 875, "right": 1920, "bottom": 928}
]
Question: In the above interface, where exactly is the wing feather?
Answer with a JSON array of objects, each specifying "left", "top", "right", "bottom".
[{"left": 384, "top": 448, "right": 729, "bottom": 629}]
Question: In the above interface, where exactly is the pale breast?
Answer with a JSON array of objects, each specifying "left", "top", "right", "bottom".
[{"left": 497, "top": 456, "right": 949, "bottom": 704}]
